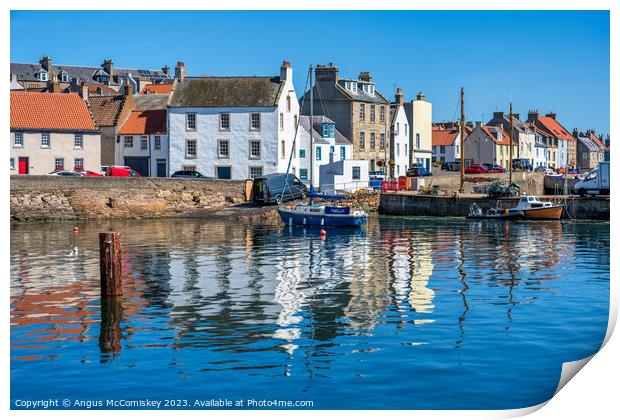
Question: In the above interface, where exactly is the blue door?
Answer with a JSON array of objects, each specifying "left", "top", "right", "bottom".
[{"left": 217, "top": 166, "right": 231, "bottom": 179}]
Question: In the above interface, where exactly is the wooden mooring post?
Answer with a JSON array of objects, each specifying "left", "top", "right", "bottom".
[{"left": 99, "top": 232, "right": 122, "bottom": 297}]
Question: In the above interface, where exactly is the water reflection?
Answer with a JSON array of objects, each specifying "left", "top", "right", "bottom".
[{"left": 10, "top": 218, "right": 609, "bottom": 409}]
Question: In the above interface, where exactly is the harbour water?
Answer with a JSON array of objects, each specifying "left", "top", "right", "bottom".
[{"left": 10, "top": 217, "right": 609, "bottom": 409}]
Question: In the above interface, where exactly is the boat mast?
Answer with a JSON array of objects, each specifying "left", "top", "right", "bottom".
[
  {"left": 509, "top": 102, "right": 513, "bottom": 186},
  {"left": 309, "top": 65, "right": 314, "bottom": 205},
  {"left": 459, "top": 87, "right": 465, "bottom": 193}
]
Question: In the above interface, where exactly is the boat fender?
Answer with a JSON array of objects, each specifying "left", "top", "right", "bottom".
[
  {"left": 321, "top": 218, "right": 324, "bottom": 226},
  {"left": 303, "top": 217, "right": 306, "bottom": 225}
]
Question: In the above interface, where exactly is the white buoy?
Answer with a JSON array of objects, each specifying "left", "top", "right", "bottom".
[
  {"left": 321, "top": 218, "right": 324, "bottom": 226},
  {"left": 303, "top": 217, "right": 306, "bottom": 225},
  {"left": 289, "top": 217, "right": 293, "bottom": 226}
]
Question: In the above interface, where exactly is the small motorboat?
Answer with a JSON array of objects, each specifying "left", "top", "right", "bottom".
[
  {"left": 466, "top": 203, "right": 524, "bottom": 220},
  {"left": 278, "top": 203, "right": 368, "bottom": 228},
  {"left": 507, "top": 196, "right": 564, "bottom": 220}
]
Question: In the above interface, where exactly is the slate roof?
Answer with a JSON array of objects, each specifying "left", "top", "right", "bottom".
[
  {"left": 87, "top": 95, "right": 128, "bottom": 126},
  {"left": 335, "top": 79, "right": 389, "bottom": 104},
  {"left": 299, "top": 115, "right": 351, "bottom": 145},
  {"left": 481, "top": 125, "right": 512, "bottom": 145},
  {"left": 10, "top": 62, "right": 170, "bottom": 84},
  {"left": 577, "top": 136, "right": 600, "bottom": 152},
  {"left": 65, "top": 81, "right": 118, "bottom": 96},
  {"left": 10, "top": 92, "right": 96, "bottom": 131},
  {"left": 134, "top": 94, "right": 170, "bottom": 110},
  {"left": 169, "top": 77, "right": 283, "bottom": 108},
  {"left": 486, "top": 113, "right": 530, "bottom": 133},
  {"left": 118, "top": 110, "right": 167, "bottom": 135}
]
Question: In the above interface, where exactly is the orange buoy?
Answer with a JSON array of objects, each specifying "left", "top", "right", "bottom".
[{"left": 320, "top": 229, "right": 326, "bottom": 239}]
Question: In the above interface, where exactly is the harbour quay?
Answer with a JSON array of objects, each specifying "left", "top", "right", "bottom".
[{"left": 379, "top": 192, "right": 609, "bottom": 220}]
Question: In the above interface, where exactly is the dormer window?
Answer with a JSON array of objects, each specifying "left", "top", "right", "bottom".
[
  {"left": 322, "top": 123, "right": 335, "bottom": 138},
  {"left": 344, "top": 81, "right": 357, "bottom": 94},
  {"left": 60, "top": 72, "right": 69, "bottom": 83},
  {"left": 36, "top": 70, "right": 48, "bottom": 81},
  {"left": 361, "top": 84, "right": 375, "bottom": 95}
]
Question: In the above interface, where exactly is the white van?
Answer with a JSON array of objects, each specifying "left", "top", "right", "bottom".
[{"left": 574, "top": 162, "right": 610, "bottom": 196}]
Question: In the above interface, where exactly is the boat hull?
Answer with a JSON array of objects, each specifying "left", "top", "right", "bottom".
[
  {"left": 466, "top": 211, "right": 524, "bottom": 220},
  {"left": 521, "top": 205, "right": 564, "bottom": 220},
  {"left": 278, "top": 208, "right": 368, "bottom": 228}
]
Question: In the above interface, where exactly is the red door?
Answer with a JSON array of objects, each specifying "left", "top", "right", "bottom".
[{"left": 18, "top": 157, "right": 29, "bottom": 174}]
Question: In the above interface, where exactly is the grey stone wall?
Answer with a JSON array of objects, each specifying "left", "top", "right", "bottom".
[{"left": 11, "top": 175, "right": 246, "bottom": 222}]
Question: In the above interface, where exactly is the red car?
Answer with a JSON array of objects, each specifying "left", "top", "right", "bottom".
[
  {"left": 105, "top": 166, "right": 141, "bottom": 177},
  {"left": 465, "top": 164, "right": 489, "bottom": 174}
]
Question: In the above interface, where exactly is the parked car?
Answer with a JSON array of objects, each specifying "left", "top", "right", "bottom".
[
  {"left": 77, "top": 170, "right": 103, "bottom": 177},
  {"left": 441, "top": 161, "right": 456, "bottom": 171},
  {"left": 534, "top": 165, "right": 548, "bottom": 172},
  {"left": 481, "top": 163, "right": 506, "bottom": 173},
  {"left": 512, "top": 159, "right": 533, "bottom": 171},
  {"left": 558, "top": 168, "right": 580, "bottom": 175},
  {"left": 106, "top": 166, "right": 141, "bottom": 177},
  {"left": 252, "top": 173, "right": 308, "bottom": 205},
  {"left": 100, "top": 165, "right": 109, "bottom": 175},
  {"left": 406, "top": 166, "right": 433, "bottom": 177},
  {"left": 170, "top": 170, "right": 208, "bottom": 179},
  {"left": 369, "top": 170, "right": 387, "bottom": 180},
  {"left": 48, "top": 170, "right": 82, "bottom": 176},
  {"left": 465, "top": 164, "right": 489, "bottom": 174}
]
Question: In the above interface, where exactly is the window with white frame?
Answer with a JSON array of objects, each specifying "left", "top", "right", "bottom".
[
  {"left": 249, "top": 140, "right": 261, "bottom": 159},
  {"left": 286, "top": 96, "right": 291, "bottom": 112},
  {"left": 397, "top": 143, "right": 400, "bottom": 156},
  {"left": 351, "top": 82, "right": 357, "bottom": 94},
  {"left": 250, "top": 113, "right": 261, "bottom": 130},
  {"left": 61, "top": 73, "right": 69, "bottom": 83},
  {"left": 370, "top": 105, "right": 376, "bottom": 122},
  {"left": 74, "top": 158, "right": 84, "bottom": 170},
  {"left": 10, "top": 158, "right": 15, "bottom": 170},
  {"left": 186, "top": 139, "right": 197, "bottom": 158},
  {"left": 396, "top": 122, "right": 400, "bottom": 135},
  {"left": 218, "top": 140, "right": 230, "bottom": 158},
  {"left": 315, "top": 146, "right": 322, "bottom": 161},
  {"left": 182, "top": 165, "right": 196, "bottom": 171},
  {"left": 299, "top": 168, "right": 308, "bottom": 180},
  {"left": 405, "top": 124, "right": 408, "bottom": 135},
  {"left": 352, "top": 166, "right": 361, "bottom": 180},
  {"left": 124, "top": 136, "right": 133, "bottom": 148},
  {"left": 41, "top": 133, "right": 50, "bottom": 148},
  {"left": 380, "top": 106, "right": 385, "bottom": 122},
  {"left": 249, "top": 166, "right": 263, "bottom": 178},
  {"left": 359, "top": 131, "right": 365, "bottom": 149},
  {"left": 405, "top": 144, "right": 408, "bottom": 156},
  {"left": 416, "top": 133, "right": 420, "bottom": 150},
  {"left": 154, "top": 135, "right": 161, "bottom": 150},
  {"left": 340, "top": 146, "right": 346, "bottom": 160},
  {"left": 74, "top": 133, "right": 83, "bottom": 149},
  {"left": 280, "top": 113, "right": 284, "bottom": 131},
  {"left": 359, "top": 104, "right": 365, "bottom": 121},
  {"left": 281, "top": 140, "right": 286, "bottom": 158},
  {"left": 54, "top": 158, "right": 64, "bottom": 171},
  {"left": 13, "top": 132, "right": 23, "bottom": 147},
  {"left": 186, "top": 113, "right": 197, "bottom": 130},
  {"left": 380, "top": 133, "right": 385, "bottom": 150},
  {"left": 370, "top": 132, "right": 376, "bottom": 149},
  {"left": 299, "top": 149, "right": 305, "bottom": 159},
  {"left": 38, "top": 71, "right": 48, "bottom": 81},
  {"left": 141, "top": 136, "right": 148, "bottom": 150},
  {"left": 219, "top": 113, "right": 230, "bottom": 130}
]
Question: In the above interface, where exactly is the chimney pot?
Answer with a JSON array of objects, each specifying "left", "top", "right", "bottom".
[{"left": 416, "top": 91, "right": 425, "bottom": 101}]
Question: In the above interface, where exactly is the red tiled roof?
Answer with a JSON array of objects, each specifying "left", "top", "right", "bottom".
[
  {"left": 537, "top": 116, "right": 574, "bottom": 141},
  {"left": 481, "top": 126, "right": 512, "bottom": 145},
  {"left": 588, "top": 132, "right": 605, "bottom": 149},
  {"left": 118, "top": 110, "right": 167, "bottom": 135},
  {"left": 10, "top": 92, "right": 96, "bottom": 131},
  {"left": 141, "top": 84, "right": 174, "bottom": 94},
  {"left": 87, "top": 95, "right": 128, "bottom": 126},
  {"left": 432, "top": 128, "right": 459, "bottom": 146},
  {"left": 82, "top": 82, "right": 118, "bottom": 95}
]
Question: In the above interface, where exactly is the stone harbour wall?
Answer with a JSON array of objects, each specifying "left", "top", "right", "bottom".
[{"left": 10, "top": 176, "right": 246, "bottom": 222}]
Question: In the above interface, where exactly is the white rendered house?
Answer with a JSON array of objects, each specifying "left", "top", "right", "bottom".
[
  {"left": 168, "top": 61, "right": 299, "bottom": 179},
  {"left": 390, "top": 88, "right": 410, "bottom": 177},
  {"left": 297, "top": 115, "right": 353, "bottom": 188}
]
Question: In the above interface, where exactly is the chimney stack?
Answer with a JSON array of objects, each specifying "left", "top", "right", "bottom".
[
  {"left": 513, "top": 113, "right": 520, "bottom": 121},
  {"left": 174, "top": 61, "right": 187, "bottom": 81},
  {"left": 475, "top": 121, "right": 482, "bottom": 128},
  {"left": 493, "top": 111, "right": 504, "bottom": 120},
  {"left": 527, "top": 109, "right": 539, "bottom": 122},
  {"left": 162, "top": 65, "right": 171, "bottom": 77},
  {"left": 102, "top": 59, "right": 114, "bottom": 78},
  {"left": 47, "top": 79, "right": 62, "bottom": 93},
  {"left": 124, "top": 80, "right": 133, "bottom": 96},
  {"left": 315, "top": 63, "right": 339, "bottom": 82},
  {"left": 358, "top": 72, "right": 372, "bottom": 82},
  {"left": 280, "top": 60, "right": 292, "bottom": 81},
  {"left": 395, "top": 87, "right": 404, "bottom": 106},
  {"left": 39, "top": 55, "right": 53, "bottom": 72},
  {"left": 80, "top": 82, "right": 89, "bottom": 99},
  {"left": 545, "top": 112, "right": 556, "bottom": 120}
]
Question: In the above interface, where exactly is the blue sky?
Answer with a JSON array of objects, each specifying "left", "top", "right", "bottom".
[{"left": 11, "top": 10, "right": 610, "bottom": 134}]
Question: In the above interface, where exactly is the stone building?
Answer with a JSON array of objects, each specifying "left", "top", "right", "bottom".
[
  {"left": 486, "top": 111, "right": 535, "bottom": 168},
  {"left": 299, "top": 64, "right": 391, "bottom": 173},
  {"left": 573, "top": 129, "right": 605, "bottom": 170},
  {"left": 464, "top": 122, "right": 516, "bottom": 168},
  {"left": 168, "top": 61, "right": 299, "bottom": 179},
  {"left": 10, "top": 92, "right": 100, "bottom": 175}
]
